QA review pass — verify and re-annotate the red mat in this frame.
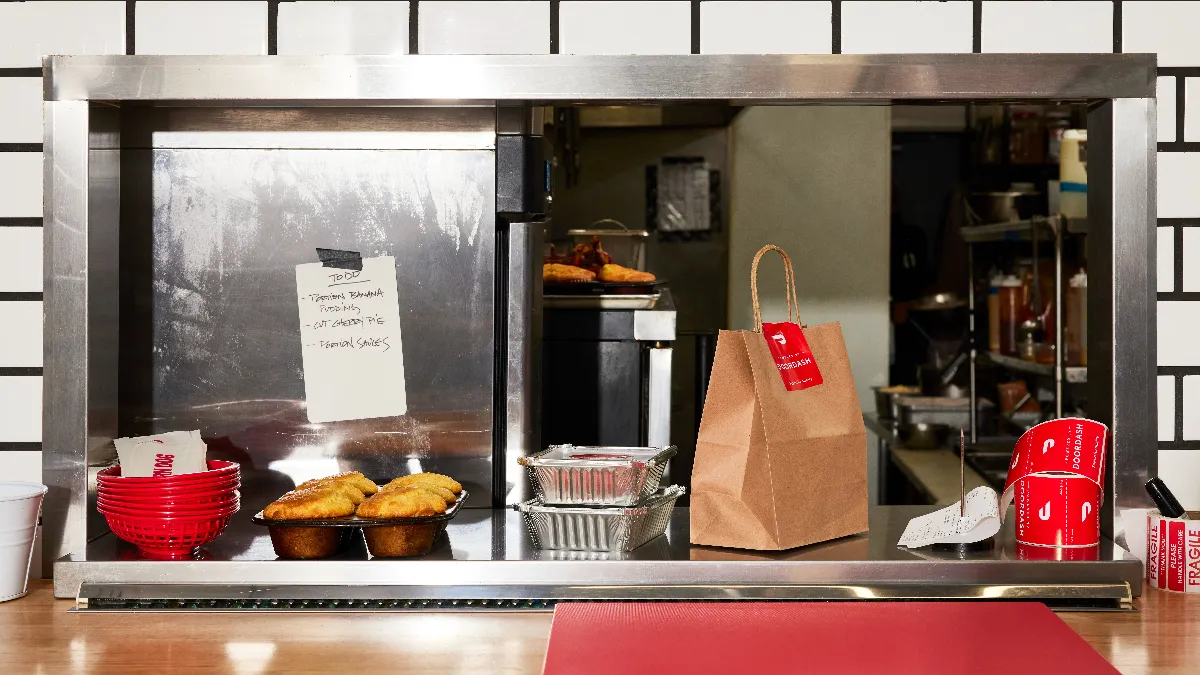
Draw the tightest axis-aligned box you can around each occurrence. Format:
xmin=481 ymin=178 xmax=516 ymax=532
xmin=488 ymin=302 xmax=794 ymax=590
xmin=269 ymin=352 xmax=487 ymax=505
xmin=543 ymin=602 xmax=1118 ymax=675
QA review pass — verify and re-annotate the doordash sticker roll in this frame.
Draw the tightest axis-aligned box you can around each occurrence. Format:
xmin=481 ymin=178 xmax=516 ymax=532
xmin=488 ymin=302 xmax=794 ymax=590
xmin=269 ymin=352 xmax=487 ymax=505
xmin=1000 ymin=418 xmax=1107 ymax=548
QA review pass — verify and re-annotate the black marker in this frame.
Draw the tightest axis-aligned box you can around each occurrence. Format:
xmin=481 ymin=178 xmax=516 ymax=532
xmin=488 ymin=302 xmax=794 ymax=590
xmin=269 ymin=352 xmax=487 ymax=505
xmin=1145 ymin=477 xmax=1188 ymax=519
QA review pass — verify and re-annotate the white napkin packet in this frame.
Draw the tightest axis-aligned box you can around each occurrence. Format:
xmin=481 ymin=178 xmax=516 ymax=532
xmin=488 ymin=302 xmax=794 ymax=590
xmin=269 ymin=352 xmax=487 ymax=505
xmin=113 ymin=430 xmax=208 ymax=478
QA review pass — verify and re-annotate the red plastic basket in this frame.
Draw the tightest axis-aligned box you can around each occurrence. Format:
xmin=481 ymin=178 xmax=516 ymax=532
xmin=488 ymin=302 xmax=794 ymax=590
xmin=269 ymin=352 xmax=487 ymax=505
xmin=97 ymin=478 xmax=239 ymax=499
xmin=97 ymin=497 xmax=239 ymax=516
xmin=96 ymin=460 xmax=240 ymax=486
xmin=103 ymin=512 xmax=232 ymax=559
xmin=98 ymin=499 xmax=239 ymax=519
xmin=96 ymin=488 xmax=239 ymax=508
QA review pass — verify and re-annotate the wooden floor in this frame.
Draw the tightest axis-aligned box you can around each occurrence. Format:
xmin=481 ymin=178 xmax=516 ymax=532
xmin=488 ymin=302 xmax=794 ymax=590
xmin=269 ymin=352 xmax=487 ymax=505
xmin=2 ymin=581 xmax=1199 ymax=674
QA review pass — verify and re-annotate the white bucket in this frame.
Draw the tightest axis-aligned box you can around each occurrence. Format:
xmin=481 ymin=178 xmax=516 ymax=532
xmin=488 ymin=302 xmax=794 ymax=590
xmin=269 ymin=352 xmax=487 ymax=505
xmin=0 ymin=482 xmax=47 ymax=602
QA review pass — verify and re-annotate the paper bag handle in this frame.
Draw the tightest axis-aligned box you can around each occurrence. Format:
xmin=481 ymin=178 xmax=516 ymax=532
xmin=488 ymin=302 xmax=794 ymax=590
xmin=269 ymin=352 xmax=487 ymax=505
xmin=750 ymin=245 xmax=801 ymax=333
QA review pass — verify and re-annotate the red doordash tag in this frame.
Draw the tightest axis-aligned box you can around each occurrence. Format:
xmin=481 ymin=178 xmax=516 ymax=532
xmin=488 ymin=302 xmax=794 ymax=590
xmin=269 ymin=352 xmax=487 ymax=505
xmin=761 ymin=322 xmax=822 ymax=391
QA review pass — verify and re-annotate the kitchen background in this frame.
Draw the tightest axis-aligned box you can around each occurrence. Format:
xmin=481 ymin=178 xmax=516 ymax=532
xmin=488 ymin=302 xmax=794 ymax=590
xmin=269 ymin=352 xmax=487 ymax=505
xmin=1 ymin=1 xmax=1199 ymax=556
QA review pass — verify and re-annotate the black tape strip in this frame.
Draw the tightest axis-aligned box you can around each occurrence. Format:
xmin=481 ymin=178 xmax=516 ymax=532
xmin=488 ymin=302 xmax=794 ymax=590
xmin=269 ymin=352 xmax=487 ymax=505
xmin=316 ymin=248 xmax=363 ymax=271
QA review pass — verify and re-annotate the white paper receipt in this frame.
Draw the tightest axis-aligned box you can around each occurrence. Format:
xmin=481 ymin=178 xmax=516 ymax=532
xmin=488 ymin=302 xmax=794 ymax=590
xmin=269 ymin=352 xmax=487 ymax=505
xmin=897 ymin=486 xmax=1002 ymax=548
xmin=295 ymin=255 xmax=407 ymax=423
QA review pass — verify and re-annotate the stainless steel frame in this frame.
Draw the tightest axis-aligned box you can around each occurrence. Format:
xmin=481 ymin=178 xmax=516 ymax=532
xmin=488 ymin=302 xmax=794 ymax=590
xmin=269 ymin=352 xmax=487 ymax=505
xmin=44 ymin=54 xmax=1157 ymax=598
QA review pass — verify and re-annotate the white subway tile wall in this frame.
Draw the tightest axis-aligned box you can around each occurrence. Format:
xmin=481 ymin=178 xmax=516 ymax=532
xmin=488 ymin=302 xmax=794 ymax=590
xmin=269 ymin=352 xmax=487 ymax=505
xmin=0 ymin=377 xmax=41 ymax=443
xmin=982 ymin=1 xmax=1113 ymax=54
xmin=842 ymin=1 xmax=973 ymax=55
xmin=1160 ymin=375 xmax=1176 ymax=441
xmin=278 ymin=1 xmax=410 ymax=55
xmin=2 ymin=0 xmax=1200 ymax=516
xmin=136 ymin=2 xmax=268 ymax=56
xmin=1158 ymin=76 xmax=1177 ymax=144
xmin=0 ymin=1 xmax=125 ymax=68
xmin=560 ymin=1 xmax=690 ymax=55
xmin=420 ymin=1 xmax=550 ymax=55
xmin=0 ymin=228 xmax=42 ymax=293
xmin=0 ymin=302 xmax=42 ymax=368
xmin=2 ymin=452 xmax=41 ymax=485
xmin=700 ymin=2 xmax=832 ymax=55
xmin=1187 ymin=79 xmax=1200 ymax=143
xmin=0 ymin=153 xmax=44 ymax=217
xmin=1158 ymin=153 xmax=1200 ymax=219
xmin=1124 ymin=1 xmax=1200 ymax=68
xmin=1159 ymin=227 xmax=1175 ymax=293
xmin=1185 ymin=229 xmax=1200 ymax=292
xmin=0 ymin=79 xmax=43 ymax=144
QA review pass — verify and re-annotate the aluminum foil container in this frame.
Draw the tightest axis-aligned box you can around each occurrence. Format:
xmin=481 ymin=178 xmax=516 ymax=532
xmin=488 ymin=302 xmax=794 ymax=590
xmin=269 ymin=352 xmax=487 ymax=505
xmin=519 ymin=485 xmax=685 ymax=552
xmin=518 ymin=445 xmax=676 ymax=506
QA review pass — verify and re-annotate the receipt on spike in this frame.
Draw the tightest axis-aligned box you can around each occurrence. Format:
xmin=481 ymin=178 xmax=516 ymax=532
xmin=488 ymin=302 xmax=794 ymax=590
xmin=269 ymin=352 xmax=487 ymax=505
xmin=897 ymin=486 xmax=1002 ymax=548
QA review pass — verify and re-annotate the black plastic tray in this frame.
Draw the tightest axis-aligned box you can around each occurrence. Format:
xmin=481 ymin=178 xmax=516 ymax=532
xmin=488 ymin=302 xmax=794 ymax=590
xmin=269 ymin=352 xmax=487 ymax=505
xmin=251 ymin=489 xmax=467 ymax=528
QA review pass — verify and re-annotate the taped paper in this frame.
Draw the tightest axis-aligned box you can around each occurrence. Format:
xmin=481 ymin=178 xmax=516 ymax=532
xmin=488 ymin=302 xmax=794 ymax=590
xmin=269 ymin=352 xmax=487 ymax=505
xmin=296 ymin=255 xmax=407 ymax=423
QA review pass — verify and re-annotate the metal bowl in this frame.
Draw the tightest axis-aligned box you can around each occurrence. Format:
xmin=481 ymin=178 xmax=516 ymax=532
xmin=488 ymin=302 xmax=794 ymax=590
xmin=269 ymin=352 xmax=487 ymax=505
xmin=896 ymin=422 xmax=951 ymax=450
xmin=872 ymin=385 xmax=920 ymax=420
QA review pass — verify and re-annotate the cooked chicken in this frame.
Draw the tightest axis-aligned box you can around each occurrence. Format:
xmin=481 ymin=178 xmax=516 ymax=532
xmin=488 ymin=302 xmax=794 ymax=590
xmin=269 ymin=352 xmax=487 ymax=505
xmin=263 ymin=487 xmax=357 ymax=520
xmin=544 ymin=263 xmax=596 ymax=283
xmin=571 ymin=236 xmax=614 ymax=271
xmin=597 ymin=263 xmax=655 ymax=283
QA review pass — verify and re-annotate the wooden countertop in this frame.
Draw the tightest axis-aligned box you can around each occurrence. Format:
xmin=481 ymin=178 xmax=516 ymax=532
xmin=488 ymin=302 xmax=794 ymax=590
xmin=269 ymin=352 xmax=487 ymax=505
xmin=4 ymin=581 xmax=1200 ymax=673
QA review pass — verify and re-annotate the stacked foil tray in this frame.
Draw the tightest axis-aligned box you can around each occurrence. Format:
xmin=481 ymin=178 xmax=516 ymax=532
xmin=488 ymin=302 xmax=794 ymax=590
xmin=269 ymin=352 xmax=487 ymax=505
xmin=517 ymin=445 xmax=684 ymax=552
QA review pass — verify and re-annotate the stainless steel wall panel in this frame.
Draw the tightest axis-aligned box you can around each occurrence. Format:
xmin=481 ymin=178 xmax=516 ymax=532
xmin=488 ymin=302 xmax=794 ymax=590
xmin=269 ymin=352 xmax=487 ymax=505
xmin=1087 ymin=99 xmax=1158 ymax=548
xmin=45 ymin=54 xmax=1156 ymax=104
xmin=119 ymin=148 xmax=497 ymax=507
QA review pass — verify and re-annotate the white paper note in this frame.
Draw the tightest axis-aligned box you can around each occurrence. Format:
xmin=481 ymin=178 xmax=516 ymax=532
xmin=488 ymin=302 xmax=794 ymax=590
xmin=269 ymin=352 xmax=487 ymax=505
xmin=897 ymin=486 xmax=1002 ymax=548
xmin=296 ymin=255 xmax=407 ymax=423
xmin=114 ymin=430 xmax=208 ymax=477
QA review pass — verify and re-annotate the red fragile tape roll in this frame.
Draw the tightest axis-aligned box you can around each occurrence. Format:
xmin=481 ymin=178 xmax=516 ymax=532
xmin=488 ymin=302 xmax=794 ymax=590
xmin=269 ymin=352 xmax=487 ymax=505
xmin=1001 ymin=418 xmax=1107 ymax=548
xmin=1146 ymin=511 xmax=1200 ymax=593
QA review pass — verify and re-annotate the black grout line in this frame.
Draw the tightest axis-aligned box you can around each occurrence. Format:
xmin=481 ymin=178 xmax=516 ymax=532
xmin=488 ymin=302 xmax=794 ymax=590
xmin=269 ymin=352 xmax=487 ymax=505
xmin=1158 ymin=67 xmax=1200 ymax=77
xmin=1158 ymin=292 xmax=1200 ymax=301
xmin=0 ymin=368 xmax=41 ymax=377
xmin=125 ymin=0 xmax=135 ymax=55
xmin=1158 ymin=441 xmax=1200 ymax=451
xmin=972 ymin=1 xmax=982 ymax=54
xmin=831 ymin=1 xmax=841 ymax=55
xmin=0 ymin=218 xmax=42 ymax=227
xmin=1161 ymin=218 xmax=1200 ymax=227
xmin=1112 ymin=1 xmax=1122 ymax=54
xmin=549 ymin=1 xmax=559 ymax=55
xmin=0 ymin=68 xmax=41 ymax=78
xmin=268 ymin=1 xmax=280 ymax=56
xmin=691 ymin=1 xmax=700 ymax=55
xmin=1159 ymin=366 xmax=1200 ymax=376
xmin=1176 ymin=369 xmax=1185 ymax=443
xmin=0 ymin=443 xmax=41 ymax=452
xmin=1159 ymin=142 xmax=1200 ymax=152
xmin=0 ymin=144 xmax=41 ymax=153
xmin=1176 ymin=224 xmax=1185 ymax=293
xmin=0 ymin=293 xmax=42 ymax=302
xmin=1177 ymin=74 xmax=1186 ymax=145
xmin=409 ymin=1 xmax=419 ymax=55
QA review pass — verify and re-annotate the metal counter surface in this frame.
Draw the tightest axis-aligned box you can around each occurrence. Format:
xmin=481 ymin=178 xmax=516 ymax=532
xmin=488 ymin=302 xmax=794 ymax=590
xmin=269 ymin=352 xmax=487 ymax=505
xmin=57 ymin=506 xmax=1143 ymax=603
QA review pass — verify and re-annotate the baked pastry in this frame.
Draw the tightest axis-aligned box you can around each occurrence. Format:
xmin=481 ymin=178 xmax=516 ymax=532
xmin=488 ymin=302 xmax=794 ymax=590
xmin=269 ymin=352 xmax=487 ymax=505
xmin=357 ymin=486 xmax=447 ymax=519
xmin=385 ymin=472 xmax=463 ymax=496
xmin=597 ymin=264 xmax=655 ymax=283
xmin=363 ymin=523 xmax=439 ymax=558
xmin=297 ymin=471 xmax=378 ymax=496
xmin=267 ymin=526 xmax=344 ymax=560
xmin=381 ymin=482 xmax=456 ymax=505
xmin=544 ymin=263 xmax=596 ymax=283
xmin=263 ymin=487 xmax=357 ymax=520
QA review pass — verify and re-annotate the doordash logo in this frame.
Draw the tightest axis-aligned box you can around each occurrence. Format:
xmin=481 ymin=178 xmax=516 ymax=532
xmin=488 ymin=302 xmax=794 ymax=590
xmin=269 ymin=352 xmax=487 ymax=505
xmin=1081 ymin=502 xmax=1092 ymax=522
xmin=1042 ymin=439 xmax=1054 ymax=454
xmin=771 ymin=333 xmax=787 ymax=346
xmin=1039 ymin=501 xmax=1051 ymax=521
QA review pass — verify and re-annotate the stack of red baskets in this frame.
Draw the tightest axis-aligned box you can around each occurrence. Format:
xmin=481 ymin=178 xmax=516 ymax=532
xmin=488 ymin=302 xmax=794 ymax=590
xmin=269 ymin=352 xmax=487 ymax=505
xmin=96 ymin=460 xmax=240 ymax=559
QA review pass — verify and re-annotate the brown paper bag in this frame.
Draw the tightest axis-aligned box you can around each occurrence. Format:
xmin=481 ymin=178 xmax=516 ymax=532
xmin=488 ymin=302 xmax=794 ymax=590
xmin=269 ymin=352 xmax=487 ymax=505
xmin=690 ymin=245 xmax=869 ymax=550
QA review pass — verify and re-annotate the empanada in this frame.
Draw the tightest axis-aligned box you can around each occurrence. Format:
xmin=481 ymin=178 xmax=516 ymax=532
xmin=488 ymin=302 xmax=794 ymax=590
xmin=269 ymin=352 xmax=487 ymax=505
xmin=357 ymin=486 xmax=447 ymax=518
xmin=264 ymin=487 xmax=356 ymax=520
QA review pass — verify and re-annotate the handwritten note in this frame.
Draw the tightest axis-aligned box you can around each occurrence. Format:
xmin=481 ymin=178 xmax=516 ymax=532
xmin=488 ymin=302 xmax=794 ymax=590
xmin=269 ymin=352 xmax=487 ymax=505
xmin=296 ymin=255 xmax=407 ymax=423
xmin=897 ymin=486 xmax=1002 ymax=548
